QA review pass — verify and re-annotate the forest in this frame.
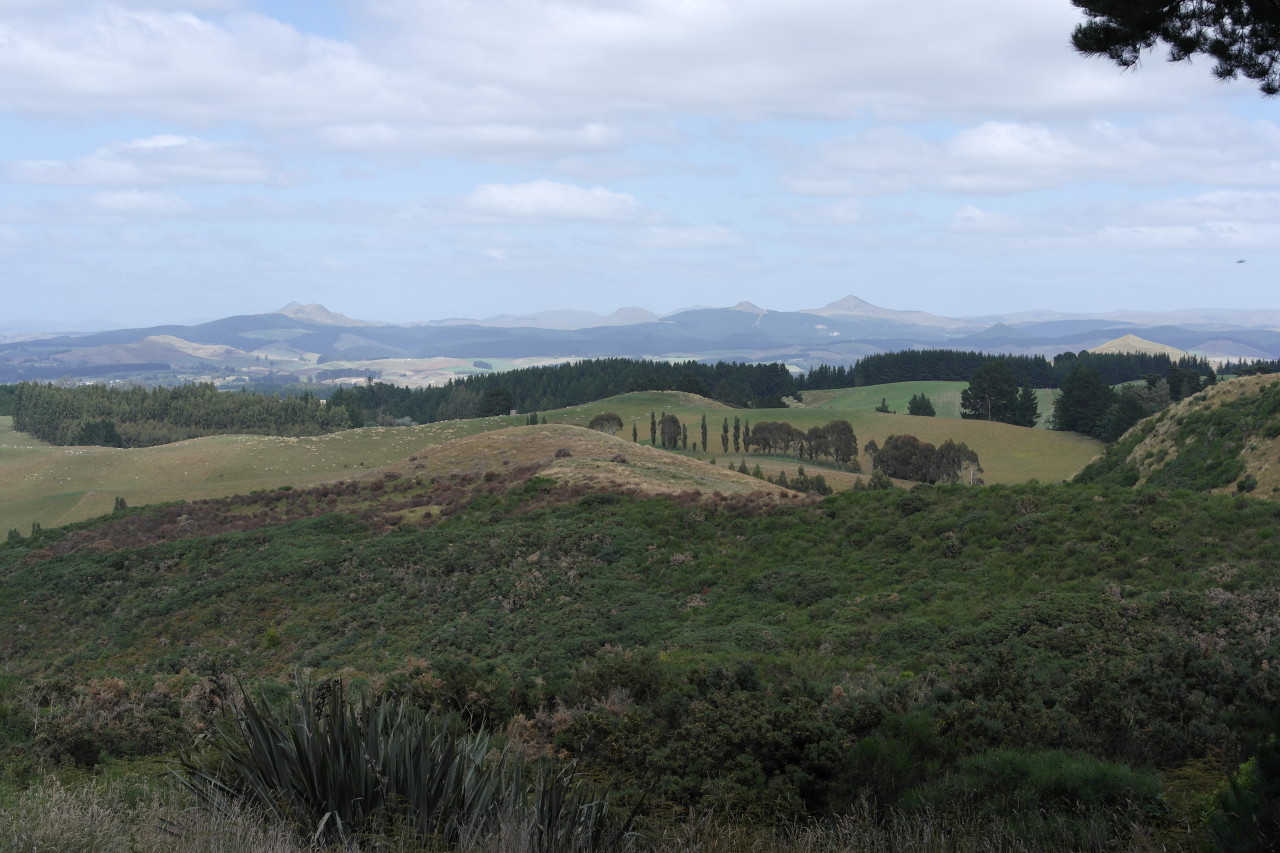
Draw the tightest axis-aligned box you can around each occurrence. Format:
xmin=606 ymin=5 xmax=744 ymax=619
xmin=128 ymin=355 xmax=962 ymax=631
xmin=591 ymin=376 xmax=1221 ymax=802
xmin=8 ymin=382 xmax=352 ymax=447
xmin=824 ymin=349 xmax=1216 ymax=390
xmin=328 ymin=359 xmax=798 ymax=426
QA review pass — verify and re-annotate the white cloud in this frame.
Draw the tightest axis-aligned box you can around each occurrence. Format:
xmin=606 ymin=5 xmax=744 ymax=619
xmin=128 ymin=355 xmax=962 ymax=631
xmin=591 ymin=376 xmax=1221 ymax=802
xmin=5 ymin=135 xmax=296 ymax=186
xmin=461 ymin=179 xmax=652 ymax=222
xmin=0 ymin=0 xmax=1233 ymax=164
xmin=1 ymin=189 xmax=191 ymax=225
xmin=788 ymin=117 xmax=1280 ymax=197
xmin=944 ymin=191 xmax=1280 ymax=254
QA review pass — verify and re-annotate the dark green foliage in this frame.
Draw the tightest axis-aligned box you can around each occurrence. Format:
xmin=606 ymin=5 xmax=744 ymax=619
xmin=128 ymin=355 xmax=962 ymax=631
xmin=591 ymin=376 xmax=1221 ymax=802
xmin=330 ymin=358 xmax=797 ymax=425
xmin=741 ymin=419 xmax=856 ymax=469
xmin=1099 ymin=389 xmax=1151 ymax=442
xmin=1207 ymin=733 xmax=1280 ymax=851
xmin=659 ymin=414 xmax=681 ymax=449
xmin=867 ymin=469 xmax=893 ymax=489
xmin=587 ymin=412 xmax=624 ymax=435
xmin=1167 ymin=366 xmax=1209 ymax=401
xmin=874 ymin=397 xmax=894 ymax=414
xmin=477 ymin=386 xmax=515 ymax=417
xmin=840 ymin=348 xmax=1212 ymax=389
xmin=906 ymin=393 xmax=935 ymax=416
xmin=789 ymin=467 xmax=832 ymax=495
xmin=1071 ymin=0 xmax=1280 ymax=96
xmin=1015 ymin=382 xmax=1040 ymax=427
xmin=960 ymin=361 xmax=1028 ymax=425
xmin=8 ymin=474 xmax=1280 ymax=837
xmin=1052 ymin=365 xmax=1116 ymax=438
xmin=12 ymin=382 xmax=351 ymax=447
xmin=180 ymin=681 xmax=630 ymax=850
xmin=1080 ymin=377 xmax=1280 ymax=491
xmin=874 ymin=435 xmax=982 ymax=485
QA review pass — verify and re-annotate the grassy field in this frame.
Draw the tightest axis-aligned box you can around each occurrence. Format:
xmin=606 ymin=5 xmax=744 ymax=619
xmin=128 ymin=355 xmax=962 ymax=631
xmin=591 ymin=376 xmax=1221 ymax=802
xmin=0 ymin=385 xmax=1101 ymax=533
xmin=804 ymin=380 xmax=1058 ymax=428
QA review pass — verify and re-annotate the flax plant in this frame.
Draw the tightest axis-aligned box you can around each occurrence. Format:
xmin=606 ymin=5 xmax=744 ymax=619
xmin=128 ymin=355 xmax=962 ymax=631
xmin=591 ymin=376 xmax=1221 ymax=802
xmin=177 ymin=681 xmax=632 ymax=851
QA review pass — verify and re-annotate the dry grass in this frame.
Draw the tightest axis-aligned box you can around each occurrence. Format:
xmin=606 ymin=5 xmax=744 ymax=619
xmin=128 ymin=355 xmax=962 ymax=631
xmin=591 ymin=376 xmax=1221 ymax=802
xmin=1 ymin=777 xmax=1165 ymax=853
xmin=371 ymin=423 xmax=796 ymax=499
xmin=0 ymin=775 xmax=307 ymax=853
xmin=1122 ymin=374 xmax=1280 ymax=494
xmin=0 ymin=384 xmax=1103 ymax=533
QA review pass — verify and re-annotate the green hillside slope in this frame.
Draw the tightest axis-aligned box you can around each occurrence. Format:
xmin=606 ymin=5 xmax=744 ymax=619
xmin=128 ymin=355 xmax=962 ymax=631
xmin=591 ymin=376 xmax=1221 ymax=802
xmin=0 ymin=386 xmax=1101 ymax=534
xmin=2 ymin=474 xmax=1278 ymax=847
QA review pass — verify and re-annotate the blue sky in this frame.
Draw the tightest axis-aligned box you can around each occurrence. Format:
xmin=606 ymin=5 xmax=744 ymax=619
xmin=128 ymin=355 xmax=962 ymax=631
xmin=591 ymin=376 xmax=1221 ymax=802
xmin=1 ymin=0 xmax=1276 ymax=330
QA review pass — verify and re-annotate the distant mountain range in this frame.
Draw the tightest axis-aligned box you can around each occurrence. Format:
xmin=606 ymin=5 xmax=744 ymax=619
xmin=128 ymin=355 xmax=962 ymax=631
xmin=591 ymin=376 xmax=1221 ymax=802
xmin=2 ymin=297 xmax=1275 ymax=385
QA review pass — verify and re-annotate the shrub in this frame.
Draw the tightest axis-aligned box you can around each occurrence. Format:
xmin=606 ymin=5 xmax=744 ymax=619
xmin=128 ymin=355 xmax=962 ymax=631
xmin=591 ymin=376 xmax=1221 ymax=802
xmin=179 ymin=681 xmax=632 ymax=850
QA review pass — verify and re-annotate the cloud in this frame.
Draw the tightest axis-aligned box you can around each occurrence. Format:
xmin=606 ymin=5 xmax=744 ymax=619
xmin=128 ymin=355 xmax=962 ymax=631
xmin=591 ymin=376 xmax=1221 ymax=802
xmin=787 ymin=117 xmax=1280 ymax=197
xmin=0 ymin=189 xmax=191 ymax=225
xmin=945 ymin=191 xmax=1280 ymax=253
xmin=4 ymin=135 xmax=297 ymax=187
xmin=461 ymin=179 xmax=653 ymax=222
xmin=0 ymin=0 xmax=1233 ymax=165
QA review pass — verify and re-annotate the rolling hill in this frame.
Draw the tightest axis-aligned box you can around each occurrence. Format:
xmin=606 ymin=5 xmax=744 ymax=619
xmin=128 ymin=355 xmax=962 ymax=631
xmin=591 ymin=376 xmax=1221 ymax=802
xmin=4 ymin=296 xmax=1277 ymax=385
xmin=1077 ymin=372 xmax=1280 ymax=495
xmin=0 ymin=387 xmax=1102 ymax=534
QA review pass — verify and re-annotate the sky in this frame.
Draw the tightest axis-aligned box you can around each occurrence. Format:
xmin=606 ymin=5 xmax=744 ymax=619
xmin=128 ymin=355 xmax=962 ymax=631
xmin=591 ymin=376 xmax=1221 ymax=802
xmin=1 ymin=0 xmax=1277 ymax=331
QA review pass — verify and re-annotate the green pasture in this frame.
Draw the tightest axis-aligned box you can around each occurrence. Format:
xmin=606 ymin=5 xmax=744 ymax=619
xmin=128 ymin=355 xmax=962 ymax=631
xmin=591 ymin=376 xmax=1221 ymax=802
xmin=808 ymin=381 xmax=1057 ymax=428
xmin=0 ymin=384 xmax=1100 ymax=533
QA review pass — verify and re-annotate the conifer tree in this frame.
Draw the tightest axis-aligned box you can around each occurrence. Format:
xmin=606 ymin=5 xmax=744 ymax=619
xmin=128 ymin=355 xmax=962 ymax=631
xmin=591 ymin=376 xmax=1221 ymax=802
xmin=907 ymin=393 xmax=936 ymax=416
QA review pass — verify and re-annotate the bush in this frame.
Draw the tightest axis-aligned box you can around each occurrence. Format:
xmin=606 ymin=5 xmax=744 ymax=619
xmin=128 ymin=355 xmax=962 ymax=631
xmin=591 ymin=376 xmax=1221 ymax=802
xmin=179 ymin=681 xmax=631 ymax=850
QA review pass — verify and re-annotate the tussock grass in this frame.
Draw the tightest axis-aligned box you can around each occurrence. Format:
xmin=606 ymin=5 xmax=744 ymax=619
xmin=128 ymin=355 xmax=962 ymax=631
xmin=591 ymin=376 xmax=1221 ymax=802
xmin=0 ymin=775 xmax=305 ymax=853
xmin=0 ymin=777 xmax=1168 ymax=852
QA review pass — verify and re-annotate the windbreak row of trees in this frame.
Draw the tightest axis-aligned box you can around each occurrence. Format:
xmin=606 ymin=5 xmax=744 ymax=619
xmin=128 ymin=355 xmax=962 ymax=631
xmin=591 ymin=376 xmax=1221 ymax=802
xmin=328 ymin=359 xmax=798 ymax=426
xmin=866 ymin=434 xmax=984 ymax=485
xmin=743 ymin=420 xmax=859 ymax=467
xmin=833 ymin=349 xmax=1214 ymax=389
xmin=10 ymin=382 xmax=352 ymax=447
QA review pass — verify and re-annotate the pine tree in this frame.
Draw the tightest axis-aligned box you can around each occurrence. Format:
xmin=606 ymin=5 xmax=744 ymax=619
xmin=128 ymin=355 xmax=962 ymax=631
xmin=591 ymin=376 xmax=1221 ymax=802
xmin=1052 ymin=365 xmax=1115 ymax=438
xmin=1013 ymin=383 xmax=1040 ymax=428
xmin=961 ymin=361 xmax=1021 ymax=424
xmin=721 ymin=418 xmax=729 ymax=453
xmin=907 ymin=393 xmax=936 ymax=416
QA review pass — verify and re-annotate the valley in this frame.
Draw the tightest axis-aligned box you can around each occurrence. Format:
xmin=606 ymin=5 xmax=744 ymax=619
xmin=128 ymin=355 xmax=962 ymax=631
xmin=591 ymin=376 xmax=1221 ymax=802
xmin=0 ymin=384 xmax=1102 ymax=535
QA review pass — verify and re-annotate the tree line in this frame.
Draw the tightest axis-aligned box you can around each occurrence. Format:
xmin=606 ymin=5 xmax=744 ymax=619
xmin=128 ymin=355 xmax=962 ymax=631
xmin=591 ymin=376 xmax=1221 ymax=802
xmin=819 ymin=348 xmax=1215 ymax=390
xmin=328 ymin=359 xmax=798 ymax=426
xmin=9 ymin=382 xmax=352 ymax=447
